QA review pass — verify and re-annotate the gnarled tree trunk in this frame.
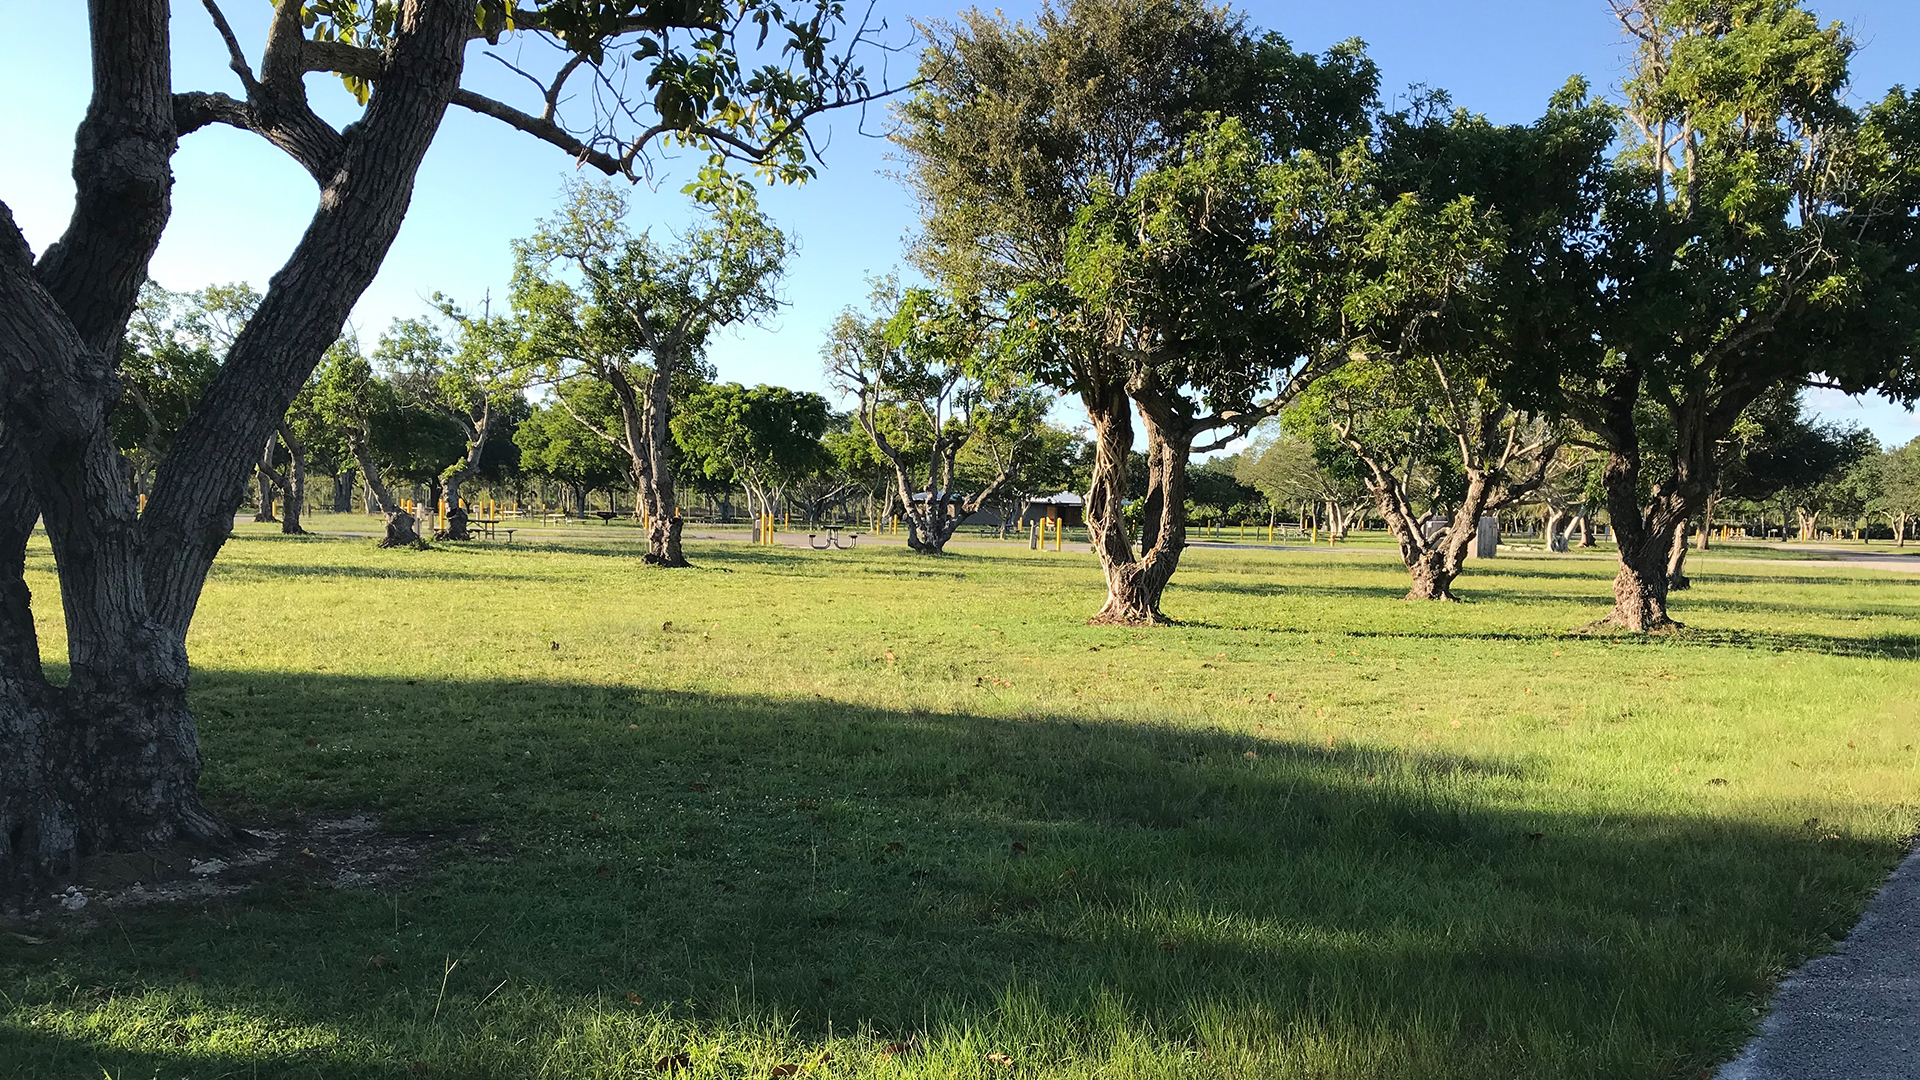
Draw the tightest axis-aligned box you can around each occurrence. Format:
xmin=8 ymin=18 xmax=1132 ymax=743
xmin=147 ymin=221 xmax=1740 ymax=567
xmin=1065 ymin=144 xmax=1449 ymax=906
xmin=1084 ymin=383 xmax=1187 ymax=625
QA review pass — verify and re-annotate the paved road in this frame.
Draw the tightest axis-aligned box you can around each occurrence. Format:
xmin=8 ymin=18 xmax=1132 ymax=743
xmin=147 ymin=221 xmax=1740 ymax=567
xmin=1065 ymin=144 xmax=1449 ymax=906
xmin=1717 ymin=846 xmax=1920 ymax=1079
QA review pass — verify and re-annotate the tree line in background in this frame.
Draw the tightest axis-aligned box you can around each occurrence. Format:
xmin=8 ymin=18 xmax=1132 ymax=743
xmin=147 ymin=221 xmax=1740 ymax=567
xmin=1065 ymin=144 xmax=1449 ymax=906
xmin=111 ymin=0 xmax=1920 ymax=624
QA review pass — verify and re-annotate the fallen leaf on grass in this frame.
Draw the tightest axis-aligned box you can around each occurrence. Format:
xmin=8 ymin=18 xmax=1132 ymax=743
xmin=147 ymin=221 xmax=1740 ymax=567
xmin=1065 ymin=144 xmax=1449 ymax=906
xmin=655 ymin=1052 xmax=693 ymax=1072
xmin=880 ymin=1041 xmax=917 ymax=1057
xmin=769 ymin=1065 xmax=800 ymax=1077
xmin=1708 ymin=777 xmax=1728 ymax=786
xmin=1243 ymin=751 xmax=1259 ymax=760
xmin=625 ymin=992 xmax=643 ymax=1004
xmin=987 ymin=1052 xmax=1016 ymax=1067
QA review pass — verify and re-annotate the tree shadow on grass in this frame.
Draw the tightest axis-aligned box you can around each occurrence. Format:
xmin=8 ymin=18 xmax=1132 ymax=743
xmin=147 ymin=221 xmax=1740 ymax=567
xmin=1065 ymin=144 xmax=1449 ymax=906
xmin=2 ymin=674 xmax=1905 ymax=1080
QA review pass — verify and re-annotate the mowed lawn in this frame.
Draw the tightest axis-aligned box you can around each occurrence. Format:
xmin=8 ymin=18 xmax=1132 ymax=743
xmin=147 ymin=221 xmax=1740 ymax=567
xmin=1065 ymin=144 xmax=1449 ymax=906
xmin=4 ymin=523 xmax=1918 ymax=1080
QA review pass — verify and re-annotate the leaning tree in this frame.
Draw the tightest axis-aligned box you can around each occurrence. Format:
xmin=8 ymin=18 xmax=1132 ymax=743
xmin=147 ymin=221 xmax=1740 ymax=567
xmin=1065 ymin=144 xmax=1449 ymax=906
xmin=514 ymin=179 xmax=789 ymax=565
xmin=0 ymin=0 xmax=888 ymax=887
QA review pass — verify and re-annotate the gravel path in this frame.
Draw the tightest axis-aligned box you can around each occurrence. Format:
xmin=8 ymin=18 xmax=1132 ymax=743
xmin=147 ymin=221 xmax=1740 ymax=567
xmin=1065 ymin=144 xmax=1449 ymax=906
xmin=1717 ymin=846 xmax=1920 ymax=1079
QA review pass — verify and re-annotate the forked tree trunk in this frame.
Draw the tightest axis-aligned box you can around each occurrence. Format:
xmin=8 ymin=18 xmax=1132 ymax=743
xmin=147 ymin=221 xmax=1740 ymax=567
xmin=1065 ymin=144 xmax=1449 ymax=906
xmin=1084 ymin=384 xmax=1187 ymax=625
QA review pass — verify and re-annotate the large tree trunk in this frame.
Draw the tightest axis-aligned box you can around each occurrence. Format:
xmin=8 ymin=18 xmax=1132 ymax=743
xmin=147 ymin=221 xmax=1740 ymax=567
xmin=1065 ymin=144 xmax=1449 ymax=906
xmin=1594 ymin=391 xmax=1719 ymax=631
xmin=332 ymin=467 xmax=356 ymax=512
xmin=1083 ymin=384 xmax=1186 ymax=625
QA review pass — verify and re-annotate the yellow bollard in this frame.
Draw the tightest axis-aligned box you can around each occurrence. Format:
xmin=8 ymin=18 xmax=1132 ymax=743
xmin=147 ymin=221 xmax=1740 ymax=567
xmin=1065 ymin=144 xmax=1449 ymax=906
xmin=1311 ymin=520 xmax=1318 ymax=544
xmin=1054 ymin=517 xmax=1062 ymax=551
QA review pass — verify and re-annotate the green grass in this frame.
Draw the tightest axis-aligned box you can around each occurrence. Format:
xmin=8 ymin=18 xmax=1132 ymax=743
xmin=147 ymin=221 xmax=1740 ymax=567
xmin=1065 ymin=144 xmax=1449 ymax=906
xmin=4 ymin=524 xmax=1918 ymax=1079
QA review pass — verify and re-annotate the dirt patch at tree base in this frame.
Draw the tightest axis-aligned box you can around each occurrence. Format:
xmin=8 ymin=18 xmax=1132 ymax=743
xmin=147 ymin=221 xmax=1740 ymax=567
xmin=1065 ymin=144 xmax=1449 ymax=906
xmin=8 ymin=813 xmax=450 ymax=925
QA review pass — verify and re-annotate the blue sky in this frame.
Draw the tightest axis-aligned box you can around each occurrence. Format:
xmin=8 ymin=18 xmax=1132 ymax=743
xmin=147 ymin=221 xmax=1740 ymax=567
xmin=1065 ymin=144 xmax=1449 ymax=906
xmin=5 ymin=1 xmax=1917 ymax=445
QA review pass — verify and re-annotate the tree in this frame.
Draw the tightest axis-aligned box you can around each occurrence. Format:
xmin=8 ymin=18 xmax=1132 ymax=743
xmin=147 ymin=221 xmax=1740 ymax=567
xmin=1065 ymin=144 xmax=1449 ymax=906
xmin=376 ymin=307 xmax=526 ymax=538
xmin=898 ymin=0 xmax=1385 ymax=623
xmin=514 ymin=179 xmax=788 ymax=564
xmin=1873 ymin=438 xmax=1920 ymax=545
xmin=312 ymin=338 xmax=431 ymax=547
xmin=1715 ymin=388 xmax=1873 ymax=543
xmin=0 ymin=0 xmax=890 ymax=883
xmin=959 ymin=414 xmax=1088 ymax=538
xmin=1234 ymin=424 xmax=1370 ymax=536
xmin=824 ymin=285 xmax=1036 ymax=554
xmin=114 ymin=284 xmax=224 ymax=496
xmin=1302 ymin=353 xmax=1565 ymax=599
xmin=514 ymin=395 xmax=629 ymax=512
xmin=1538 ymin=1 xmax=1920 ymax=630
xmin=673 ymin=383 xmax=831 ymax=522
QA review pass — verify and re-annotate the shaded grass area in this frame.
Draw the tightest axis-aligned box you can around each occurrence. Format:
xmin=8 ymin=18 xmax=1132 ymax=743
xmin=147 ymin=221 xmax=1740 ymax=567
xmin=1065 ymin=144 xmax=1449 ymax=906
xmin=4 ymin=532 xmax=1918 ymax=1079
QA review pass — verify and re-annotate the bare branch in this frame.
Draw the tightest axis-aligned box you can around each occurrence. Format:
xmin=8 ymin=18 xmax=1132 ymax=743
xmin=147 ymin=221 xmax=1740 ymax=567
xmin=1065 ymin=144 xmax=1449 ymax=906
xmin=450 ymin=89 xmax=625 ymax=176
xmin=199 ymin=0 xmax=261 ymax=94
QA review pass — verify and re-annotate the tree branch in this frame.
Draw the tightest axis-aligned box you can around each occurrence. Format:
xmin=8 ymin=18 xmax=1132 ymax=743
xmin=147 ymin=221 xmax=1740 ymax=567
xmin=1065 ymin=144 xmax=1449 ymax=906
xmin=450 ymin=89 xmax=625 ymax=175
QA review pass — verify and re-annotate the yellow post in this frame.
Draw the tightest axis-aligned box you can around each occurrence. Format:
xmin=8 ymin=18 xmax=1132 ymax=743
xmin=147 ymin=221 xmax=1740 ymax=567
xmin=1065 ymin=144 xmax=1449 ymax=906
xmin=1054 ymin=516 xmax=1063 ymax=551
xmin=1267 ymin=521 xmax=1274 ymax=544
xmin=138 ymin=493 xmax=147 ymax=514
xmin=1311 ymin=519 xmax=1318 ymax=545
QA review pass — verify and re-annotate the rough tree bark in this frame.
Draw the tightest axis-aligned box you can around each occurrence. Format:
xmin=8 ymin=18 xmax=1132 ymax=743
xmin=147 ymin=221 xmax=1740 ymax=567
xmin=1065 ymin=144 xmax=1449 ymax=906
xmin=0 ymin=0 xmax=468 ymax=888
xmin=1083 ymin=383 xmax=1187 ymax=626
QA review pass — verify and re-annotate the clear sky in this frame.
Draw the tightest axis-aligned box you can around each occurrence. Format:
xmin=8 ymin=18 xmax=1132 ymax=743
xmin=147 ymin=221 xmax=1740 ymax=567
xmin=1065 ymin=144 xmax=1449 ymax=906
xmin=5 ymin=1 xmax=1917 ymax=445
